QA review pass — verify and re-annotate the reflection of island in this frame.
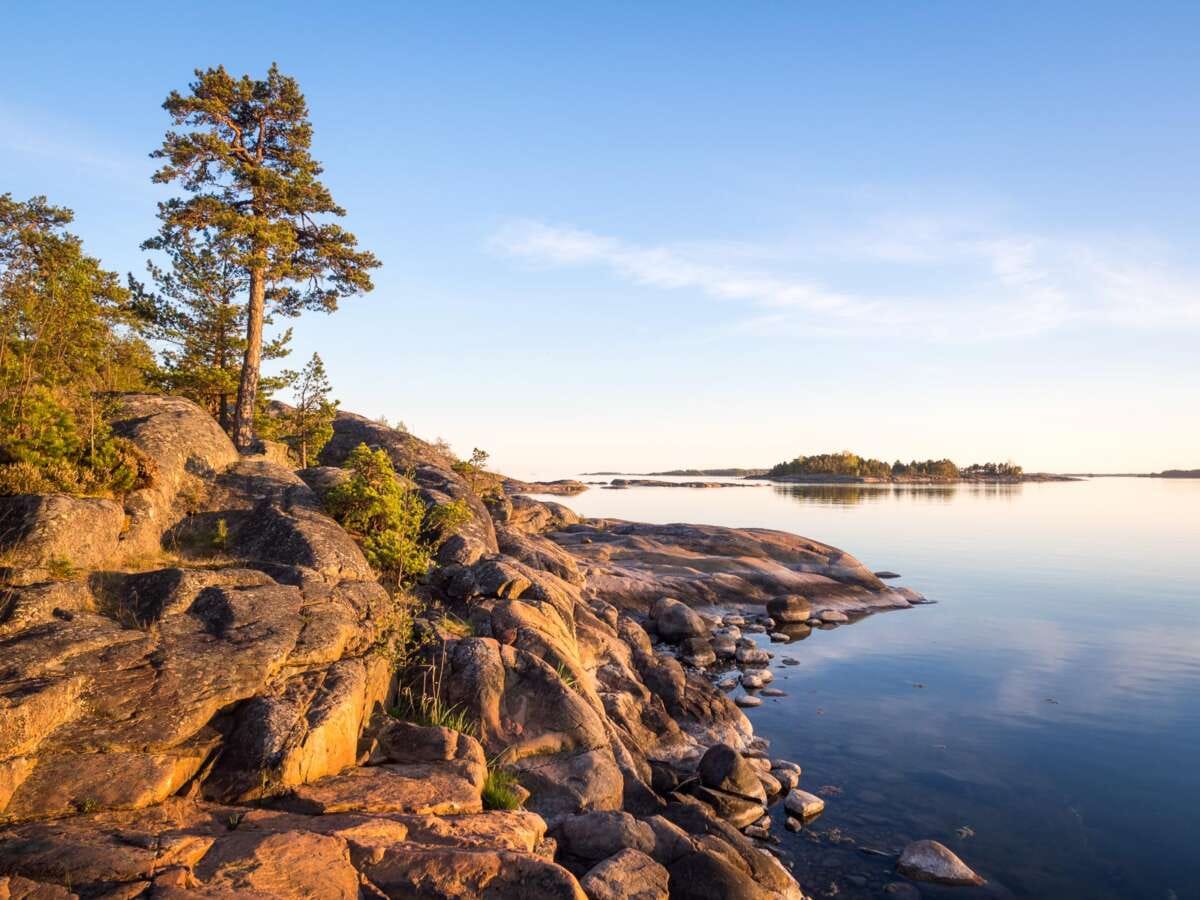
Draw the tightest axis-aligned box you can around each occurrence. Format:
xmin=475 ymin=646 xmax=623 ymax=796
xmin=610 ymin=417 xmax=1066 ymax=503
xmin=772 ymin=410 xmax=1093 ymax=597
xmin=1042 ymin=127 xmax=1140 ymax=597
xmin=776 ymin=482 xmax=1021 ymax=505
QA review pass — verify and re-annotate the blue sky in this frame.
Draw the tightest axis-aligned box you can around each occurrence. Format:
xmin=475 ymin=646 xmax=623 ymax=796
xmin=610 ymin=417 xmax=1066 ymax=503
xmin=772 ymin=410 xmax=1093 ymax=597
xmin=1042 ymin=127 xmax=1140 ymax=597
xmin=4 ymin=2 xmax=1198 ymax=476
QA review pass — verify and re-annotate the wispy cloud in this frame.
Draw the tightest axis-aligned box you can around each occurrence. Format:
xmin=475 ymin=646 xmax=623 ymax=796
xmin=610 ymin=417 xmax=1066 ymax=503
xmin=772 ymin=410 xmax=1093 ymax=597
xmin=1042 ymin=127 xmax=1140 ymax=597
xmin=490 ymin=217 xmax=1200 ymax=340
xmin=0 ymin=104 xmax=150 ymax=186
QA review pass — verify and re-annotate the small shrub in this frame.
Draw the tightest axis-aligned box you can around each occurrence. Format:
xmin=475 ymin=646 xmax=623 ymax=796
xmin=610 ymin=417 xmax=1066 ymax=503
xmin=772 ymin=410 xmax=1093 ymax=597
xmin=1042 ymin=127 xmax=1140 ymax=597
xmin=0 ymin=395 xmax=155 ymax=499
xmin=211 ymin=518 xmax=229 ymax=551
xmin=47 ymin=556 xmax=75 ymax=580
xmin=482 ymin=765 xmax=522 ymax=811
xmin=425 ymin=498 xmax=472 ymax=543
xmin=439 ymin=614 xmax=473 ymax=638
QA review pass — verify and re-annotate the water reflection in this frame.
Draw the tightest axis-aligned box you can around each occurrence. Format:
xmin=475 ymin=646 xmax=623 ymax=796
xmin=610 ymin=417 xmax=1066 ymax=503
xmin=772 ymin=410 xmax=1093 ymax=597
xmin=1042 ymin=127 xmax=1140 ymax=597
xmin=773 ymin=483 xmax=986 ymax=505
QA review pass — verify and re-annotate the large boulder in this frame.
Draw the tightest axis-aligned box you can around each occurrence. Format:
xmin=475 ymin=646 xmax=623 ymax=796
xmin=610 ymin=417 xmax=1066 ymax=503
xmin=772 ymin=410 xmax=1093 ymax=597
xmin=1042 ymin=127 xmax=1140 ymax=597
xmin=697 ymin=745 xmax=767 ymax=803
xmin=556 ymin=811 xmax=656 ymax=869
xmin=650 ymin=597 xmax=709 ymax=643
xmin=444 ymin=638 xmax=623 ymax=818
xmin=0 ymin=495 xmax=124 ymax=571
xmin=581 ymin=848 xmax=669 ymax=900
xmin=109 ymin=393 xmax=239 ymax=561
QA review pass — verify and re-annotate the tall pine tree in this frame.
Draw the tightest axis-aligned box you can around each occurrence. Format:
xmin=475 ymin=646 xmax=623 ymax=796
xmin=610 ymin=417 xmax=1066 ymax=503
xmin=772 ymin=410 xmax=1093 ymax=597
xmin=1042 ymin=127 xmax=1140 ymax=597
xmin=130 ymin=225 xmax=292 ymax=433
xmin=150 ymin=64 xmax=379 ymax=450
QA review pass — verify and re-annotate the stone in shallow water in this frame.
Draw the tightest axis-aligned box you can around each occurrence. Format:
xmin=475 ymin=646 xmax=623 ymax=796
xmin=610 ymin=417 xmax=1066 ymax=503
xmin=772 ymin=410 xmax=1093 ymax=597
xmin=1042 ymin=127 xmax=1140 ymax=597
xmin=736 ymin=646 xmax=770 ymax=667
xmin=769 ymin=632 xmax=789 ymax=642
xmin=761 ymin=688 xmax=786 ymax=698
xmin=735 ymin=694 xmax=762 ymax=708
xmin=783 ymin=789 xmax=825 ymax=820
xmin=896 ymin=839 xmax=984 ymax=886
xmin=771 ymin=767 xmax=799 ymax=790
xmin=818 ymin=609 xmax=849 ymax=624
xmin=766 ymin=594 xmax=811 ymax=624
xmin=740 ymin=671 xmax=765 ymax=690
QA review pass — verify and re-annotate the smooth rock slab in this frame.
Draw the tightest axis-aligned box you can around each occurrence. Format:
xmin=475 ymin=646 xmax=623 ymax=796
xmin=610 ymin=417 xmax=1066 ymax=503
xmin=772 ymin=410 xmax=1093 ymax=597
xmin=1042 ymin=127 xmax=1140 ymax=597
xmin=784 ymin=789 xmax=825 ymax=819
xmin=897 ymin=839 xmax=985 ymax=886
xmin=274 ymin=760 xmax=484 ymax=816
xmin=817 ymin=609 xmax=850 ymax=623
xmin=734 ymin=695 xmax=762 ymax=708
xmin=187 ymin=830 xmax=361 ymax=899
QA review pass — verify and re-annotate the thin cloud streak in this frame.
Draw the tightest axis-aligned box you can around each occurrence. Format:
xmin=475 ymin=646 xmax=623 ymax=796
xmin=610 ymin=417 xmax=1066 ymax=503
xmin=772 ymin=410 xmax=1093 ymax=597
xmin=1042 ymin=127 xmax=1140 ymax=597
xmin=490 ymin=218 xmax=1200 ymax=341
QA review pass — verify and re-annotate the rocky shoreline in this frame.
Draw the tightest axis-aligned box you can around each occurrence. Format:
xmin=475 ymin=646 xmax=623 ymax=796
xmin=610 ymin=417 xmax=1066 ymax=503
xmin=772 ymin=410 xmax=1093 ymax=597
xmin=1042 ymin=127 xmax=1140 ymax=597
xmin=0 ymin=396 xmax=978 ymax=898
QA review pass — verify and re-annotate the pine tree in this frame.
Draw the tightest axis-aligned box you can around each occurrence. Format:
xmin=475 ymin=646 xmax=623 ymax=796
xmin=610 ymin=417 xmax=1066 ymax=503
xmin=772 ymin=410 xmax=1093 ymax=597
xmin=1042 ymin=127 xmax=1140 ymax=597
xmin=150 ymin=64 xmax=380 ymax=450
xmin=280 ymin=353 xmax=337 ymax=468
xmin=0 ymin=194 xmax=154 ymax=495
xmin=131 ymin=226 xmax=293 ymax=433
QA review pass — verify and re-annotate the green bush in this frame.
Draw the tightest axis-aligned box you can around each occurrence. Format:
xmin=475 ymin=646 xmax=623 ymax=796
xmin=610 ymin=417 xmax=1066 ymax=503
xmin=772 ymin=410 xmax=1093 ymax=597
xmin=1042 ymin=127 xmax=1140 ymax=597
xmin=324 ymin=443 xmax=472 ymax=585
xmin=1 ymin=194 xmax=154 ymax=497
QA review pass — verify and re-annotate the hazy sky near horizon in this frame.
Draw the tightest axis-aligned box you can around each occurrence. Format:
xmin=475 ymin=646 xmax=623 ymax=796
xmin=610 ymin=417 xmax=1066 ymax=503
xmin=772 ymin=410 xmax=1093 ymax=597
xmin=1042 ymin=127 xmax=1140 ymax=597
xmin=3 ymin=2 xmax=1198 ymax=477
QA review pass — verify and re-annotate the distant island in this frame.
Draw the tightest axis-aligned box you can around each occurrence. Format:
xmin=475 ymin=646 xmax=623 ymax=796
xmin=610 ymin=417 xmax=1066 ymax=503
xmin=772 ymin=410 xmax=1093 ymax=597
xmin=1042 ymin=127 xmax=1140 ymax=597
xmin=761 ymin=451 xmax=1077 ymax=483
xmin=1150 ymin=469 xmax=1200 ymax=478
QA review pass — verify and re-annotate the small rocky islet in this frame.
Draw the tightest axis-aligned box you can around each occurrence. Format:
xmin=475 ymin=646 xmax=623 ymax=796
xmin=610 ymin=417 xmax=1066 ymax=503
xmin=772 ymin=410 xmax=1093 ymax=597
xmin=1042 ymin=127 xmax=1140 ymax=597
xmin=0 ymin=395 xmax=982 ymax=898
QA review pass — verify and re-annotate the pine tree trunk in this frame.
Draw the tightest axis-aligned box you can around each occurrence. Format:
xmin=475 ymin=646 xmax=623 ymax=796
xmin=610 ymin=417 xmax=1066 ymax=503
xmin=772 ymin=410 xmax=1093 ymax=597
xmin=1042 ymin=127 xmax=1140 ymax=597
xmin=233 ymin=268 xmax=266 ymax=451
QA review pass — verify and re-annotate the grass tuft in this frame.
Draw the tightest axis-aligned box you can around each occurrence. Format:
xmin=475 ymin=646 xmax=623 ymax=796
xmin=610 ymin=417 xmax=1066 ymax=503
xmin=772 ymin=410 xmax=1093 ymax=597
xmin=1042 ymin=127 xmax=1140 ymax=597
xmin=392 ymin=687 xmax=478 ymax=738
xmin=482 ymin=765 xmax=522 ymax=811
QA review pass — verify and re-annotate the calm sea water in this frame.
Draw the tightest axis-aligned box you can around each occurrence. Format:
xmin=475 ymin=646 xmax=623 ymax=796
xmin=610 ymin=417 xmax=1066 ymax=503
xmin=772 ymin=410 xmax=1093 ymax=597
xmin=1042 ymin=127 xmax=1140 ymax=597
xmin=537 ymin=477 xmax=1200 ymax=899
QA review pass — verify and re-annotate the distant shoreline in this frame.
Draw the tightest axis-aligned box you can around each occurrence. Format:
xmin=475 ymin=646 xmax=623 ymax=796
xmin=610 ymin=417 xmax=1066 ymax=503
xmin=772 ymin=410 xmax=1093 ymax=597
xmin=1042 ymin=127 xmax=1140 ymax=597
xmin=581 ymin=468 xmax=768 ymax=477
